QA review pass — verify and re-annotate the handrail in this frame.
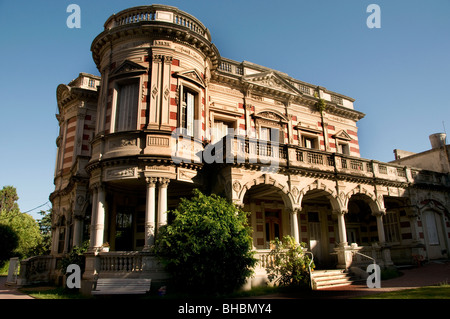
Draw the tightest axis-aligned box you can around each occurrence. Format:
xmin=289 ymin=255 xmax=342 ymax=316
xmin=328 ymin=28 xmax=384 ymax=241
xmin=304 ymin=250 xmax=314 ymax=290
xmin=352 ymin=250 xmax=376 ymax=265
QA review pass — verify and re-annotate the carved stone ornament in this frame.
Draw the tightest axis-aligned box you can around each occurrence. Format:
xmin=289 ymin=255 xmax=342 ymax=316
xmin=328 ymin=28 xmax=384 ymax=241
xmin=110 ymin=60 xmax=147 ymax=78
xmin=291 ymin=186 xmax=299 ymax=198
xmin=232 ymin=180 xmax=242 ymax=193
xmin=106 ymin=168 xmax=135 ymax=179
xmin=76 ymin=195 xmax=85 ymax=206
xmin=150 ymin=85 xmax=158 ymax=99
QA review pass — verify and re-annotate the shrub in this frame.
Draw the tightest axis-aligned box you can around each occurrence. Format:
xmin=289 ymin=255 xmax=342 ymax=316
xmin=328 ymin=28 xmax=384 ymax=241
xmin=265 ymin=236 xmax=315 ymax=288
xmin=0 ymin=224 xmax=19 ymax=267
xmin=59 ymin=240 xmax=89 ymax=273
xmin=153 ymin=189 xmax=257 ymax=295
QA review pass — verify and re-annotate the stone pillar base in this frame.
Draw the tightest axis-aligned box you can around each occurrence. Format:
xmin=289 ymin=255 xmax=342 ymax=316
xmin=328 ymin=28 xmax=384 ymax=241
xmin=334 ymin=243 xmax=362 ymax=269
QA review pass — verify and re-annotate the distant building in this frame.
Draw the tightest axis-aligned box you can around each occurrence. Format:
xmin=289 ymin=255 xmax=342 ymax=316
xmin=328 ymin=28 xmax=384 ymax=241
xmin=393 ymin=133 xmax=450 ymax=173
xmin=18 ymin=5 xmax=450 ymax=291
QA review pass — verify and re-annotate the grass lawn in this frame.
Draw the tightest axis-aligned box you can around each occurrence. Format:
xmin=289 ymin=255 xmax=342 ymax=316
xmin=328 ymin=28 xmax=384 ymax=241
xmin=18 ymin=285 xmax=284 ymax=299
xmin=18 ymin=283 xmax=450 ymax=299
xmin=356 ymin=284 xmax=450 ymax=299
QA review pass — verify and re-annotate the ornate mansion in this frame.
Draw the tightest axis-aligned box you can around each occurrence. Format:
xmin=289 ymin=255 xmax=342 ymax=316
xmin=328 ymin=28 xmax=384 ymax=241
xmin=20 ymin=5 xmax=450 ymax=291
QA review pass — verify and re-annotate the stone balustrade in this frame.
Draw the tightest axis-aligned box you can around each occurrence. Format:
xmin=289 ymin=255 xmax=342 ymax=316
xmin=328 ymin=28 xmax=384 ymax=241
xmin=103 ymin=5 xmax=211 ymax=41
xmin=89 ymin=131 xmax=450 ymax=188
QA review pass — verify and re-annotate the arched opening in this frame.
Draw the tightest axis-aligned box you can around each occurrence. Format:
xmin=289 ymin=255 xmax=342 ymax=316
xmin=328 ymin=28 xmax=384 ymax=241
xmin=300 ymin=189 xmax=339 ymax=268
xmin=419 ymin=201 xmax=449 ymax=260
xmin=347 ymin=194 xmax=378 ymax=246
xmin=103 ymin=178 xmax=199 ymax=252
xmin=242 ymin=184 xmax=292 ymax=250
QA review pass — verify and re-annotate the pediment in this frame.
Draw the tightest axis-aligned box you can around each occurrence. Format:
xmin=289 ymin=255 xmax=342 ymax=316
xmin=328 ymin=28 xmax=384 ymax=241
xmin=173 ymin=69 xmax=205 ymax=88
xmin=333 ymin=130 xmax=352 ymax=141
xmin=111 ymin=60 xmax=147 ymax=78
xmin=244 ymin=72 xmax=301 ymax=96
xmin=254 ymin=110 xmax=288 ymax=123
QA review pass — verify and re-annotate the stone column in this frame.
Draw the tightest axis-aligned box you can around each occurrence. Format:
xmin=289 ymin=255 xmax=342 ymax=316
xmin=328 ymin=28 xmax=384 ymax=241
xmin=89 ymin=184 xmax=106 ymax=251
xmin=335 ymin=209 xmax=348 ymax=246
xmin=72 ymin=215 xmax=83 ymax=247
xmin=63 ymin=217 xmax=71 ymax=254
xmin=157 ymin=178 xmax=170 ymax=229
xmin=94 ymin=186 xmax=106 ymax=248
xmin=291 ymin=208 xmax=300 ymax=244
xmin=374 ymin=209 xmax=393 ymax=267
xmin=144 ymin=177 xmax=157 ymax=251
xmin=333 ymin=209 xmax=353 ymax=269
xmin=407 ymin=207 xmax=421 ymax=243
xmin=89 ymin=187 xmax=98 ymax=251
xmin=50 ymin=226 xmax=58 ymax=254
xmin=374 ymin=210 xmax=386 ymax=244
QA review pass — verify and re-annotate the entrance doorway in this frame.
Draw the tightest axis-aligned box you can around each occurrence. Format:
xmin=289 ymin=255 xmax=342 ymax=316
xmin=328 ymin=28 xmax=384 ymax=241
xmin=265 ymin=209 xmax=282 ymax=245
xmin=115 ymin=207 xmax=134 ymax=251
xmin=308 ymin=212 xmax=323 ymax=264
xmin=423 ymin=210 xmax=446 ymax=259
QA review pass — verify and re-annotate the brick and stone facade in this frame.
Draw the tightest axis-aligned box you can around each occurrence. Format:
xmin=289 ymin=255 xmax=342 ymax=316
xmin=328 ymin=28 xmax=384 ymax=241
xmin=47 ymin=5 xmax=450 ymax=290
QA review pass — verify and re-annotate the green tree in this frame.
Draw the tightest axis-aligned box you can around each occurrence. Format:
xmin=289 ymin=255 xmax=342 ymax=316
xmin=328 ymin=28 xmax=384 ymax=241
xmin=0 ymin=186 xmax=19 ymax=212
xmin=265 ymin=236 xmax=315 ymax=288
xmin=0 ymin=224 xmax=19 ymax=267
xmin=36 ymin=209 xmax=52 ymax=255
xmin=0 ymin=186 xmax=43 ymax=259
xmin=154 ymin=189 xmax=257 ymax=295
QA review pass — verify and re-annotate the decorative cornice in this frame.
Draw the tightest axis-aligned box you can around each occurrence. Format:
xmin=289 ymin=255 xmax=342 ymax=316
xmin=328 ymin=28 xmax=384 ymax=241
xmin=91 ymin=22 xmax=220 ymax=71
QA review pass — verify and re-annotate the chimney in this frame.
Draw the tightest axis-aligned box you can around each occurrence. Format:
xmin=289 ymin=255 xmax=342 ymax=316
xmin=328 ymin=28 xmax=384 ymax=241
xmin=429 ymin=133 xmax=447 ymax=149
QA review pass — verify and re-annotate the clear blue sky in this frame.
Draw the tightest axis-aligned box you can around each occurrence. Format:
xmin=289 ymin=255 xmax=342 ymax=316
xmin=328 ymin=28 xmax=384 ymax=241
xmin=0 ymin=0 xmax=449 ymax=221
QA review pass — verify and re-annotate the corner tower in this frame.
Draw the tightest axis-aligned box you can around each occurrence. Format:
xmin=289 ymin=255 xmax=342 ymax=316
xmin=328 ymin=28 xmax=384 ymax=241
xmin=86 ymin=5 xmax=219 ymax=252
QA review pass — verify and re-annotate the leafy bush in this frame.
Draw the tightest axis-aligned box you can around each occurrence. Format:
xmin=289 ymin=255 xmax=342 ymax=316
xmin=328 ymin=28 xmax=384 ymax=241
xmin=265 ymin=236 xmax=314 ymax=287
xmin=0 ymin=224 xmax=19 ymax=267
xmin=153 ymin=189 xmax=257 ymax=294
xmin=59 ymin=240 xmax=90 ymax=273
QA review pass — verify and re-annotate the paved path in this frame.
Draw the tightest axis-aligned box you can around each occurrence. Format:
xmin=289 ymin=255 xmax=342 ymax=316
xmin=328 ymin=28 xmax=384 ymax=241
xmin=252 ymin=260 xmax=450 ymax=299
xmin=0 ymin=261 xmax=448 ymax=299
xmin=0 ymin=276 xmax=34 ymax=299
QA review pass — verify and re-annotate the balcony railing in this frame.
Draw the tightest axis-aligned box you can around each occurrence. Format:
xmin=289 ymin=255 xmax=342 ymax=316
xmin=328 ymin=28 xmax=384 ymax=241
xmin=89 ymin=131 xmax=450 ymax=188
xmin=212 ymin=135 xmax=450 ymax=187
xmin=104 ymin=5 xmax=211 ymax=41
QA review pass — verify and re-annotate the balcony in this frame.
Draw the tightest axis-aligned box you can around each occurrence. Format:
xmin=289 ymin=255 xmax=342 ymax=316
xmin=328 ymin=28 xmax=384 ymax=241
xmin=211 ymin=135 xmax=450 ymax=187
xmin=103 ymin=5 xmax=211 ymax=41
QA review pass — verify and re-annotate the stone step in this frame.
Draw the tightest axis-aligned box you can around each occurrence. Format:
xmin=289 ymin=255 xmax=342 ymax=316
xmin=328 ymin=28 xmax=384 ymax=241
xmin=311 ymin=269 xmax=356 ymax=290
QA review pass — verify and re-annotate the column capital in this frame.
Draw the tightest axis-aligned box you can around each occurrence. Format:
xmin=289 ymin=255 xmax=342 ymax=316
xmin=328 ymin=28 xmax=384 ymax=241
xmin=333 ymin=209 xmax=348 ymax=216
xmin=406 ymin=206 xmax=420 ymax=218
xmin=158 ymin=177 xmax=170 ymax=187
xmin=145 ymin=176 xmax=158 ymax=186
xmin=372 ymin=209 xmax=386 ymax=217
xmin=89 ymin=182 xmax=104 ymax=192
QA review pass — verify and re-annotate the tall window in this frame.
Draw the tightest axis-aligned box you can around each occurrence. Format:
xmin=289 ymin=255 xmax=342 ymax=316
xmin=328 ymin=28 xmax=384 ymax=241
xmin=383 ymin=210 xmax=400 ymax=243
xmin=181 ymin=90 xmax=195 ymax=137
xmin=424 ymin=211 xmax=440 ymax=245
xmin=337 ymin=142 xmax=350 ymax=155
xmin=302 ymin=135 xmax=317 ymax=149
xmin=260 ymin=127 xmax=280 ymax=142
xmin=115 ymin=81 xmax=139 ymax=132
xmin=213 ymin=120 xmax=233 ymax=143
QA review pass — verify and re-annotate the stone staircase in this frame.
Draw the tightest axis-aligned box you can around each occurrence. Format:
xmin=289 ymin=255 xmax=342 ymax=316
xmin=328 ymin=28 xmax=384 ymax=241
xmin=311 ymin=269 xmax=360 ymax=290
